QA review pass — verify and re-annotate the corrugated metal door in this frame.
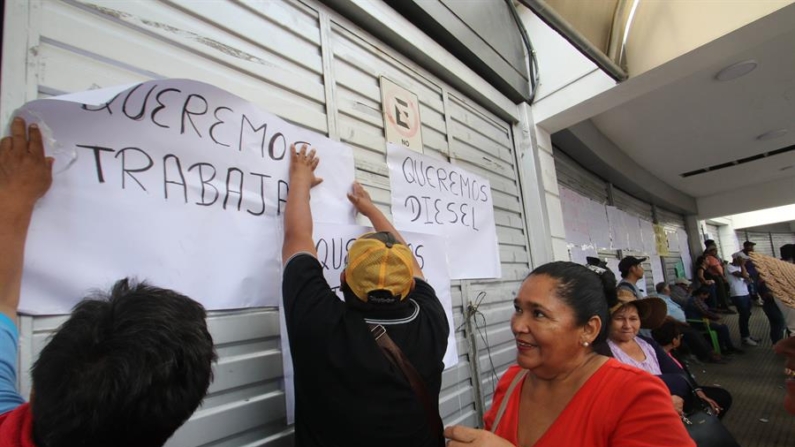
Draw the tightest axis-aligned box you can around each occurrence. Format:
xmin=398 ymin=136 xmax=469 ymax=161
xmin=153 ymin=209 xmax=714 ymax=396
xmin=551 ymin=147 xmax=609 ymax=204
xmin=771 ymin=233 xmax=795 ymax=258
xmin=612 ymin=189 xmax=653 ymax=222
xmin=6 ymin=0 xmax=532 ymax=443
xmin=657 ymin=208 xmax=690 ymax=282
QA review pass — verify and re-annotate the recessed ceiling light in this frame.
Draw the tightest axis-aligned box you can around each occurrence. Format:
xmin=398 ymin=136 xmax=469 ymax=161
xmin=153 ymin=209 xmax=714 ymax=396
xmin=715 ymin=60 xmax=758 ymax=81
xmin=757 ymin=129 xmax=789 ymax=141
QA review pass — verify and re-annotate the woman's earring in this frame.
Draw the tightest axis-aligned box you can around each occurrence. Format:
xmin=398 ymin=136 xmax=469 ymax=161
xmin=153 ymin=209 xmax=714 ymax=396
xmin=582 ymin=341 xmax=590 ymax=347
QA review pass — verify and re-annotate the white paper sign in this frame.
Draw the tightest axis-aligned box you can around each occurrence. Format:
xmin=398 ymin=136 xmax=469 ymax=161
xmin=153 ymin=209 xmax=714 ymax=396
xmin=280 ymin=223 xmax=458 ymax=423
xmin=16 ymin=79 xmax=356 ymax=314
xmin=386 ymin=144 xmax=501 ymax=279
xmin=650 ymin=256 xmax=665 ymax=288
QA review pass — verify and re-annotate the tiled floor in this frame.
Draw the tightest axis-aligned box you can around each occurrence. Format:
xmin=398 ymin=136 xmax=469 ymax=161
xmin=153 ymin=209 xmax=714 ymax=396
xmin=687 ymin=306 xmax=794 ymax=447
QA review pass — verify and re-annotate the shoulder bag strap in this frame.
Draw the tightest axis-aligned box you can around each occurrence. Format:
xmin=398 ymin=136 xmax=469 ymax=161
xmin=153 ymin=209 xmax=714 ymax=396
xmin=490 ymin=369 xmax=527 ymax=433
xmin=369 ymin=323 xmax=444 ymax=447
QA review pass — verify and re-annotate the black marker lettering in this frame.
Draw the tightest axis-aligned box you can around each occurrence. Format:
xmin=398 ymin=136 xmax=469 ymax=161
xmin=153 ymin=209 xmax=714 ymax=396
xmin=223 ymin=167 xmax=244 ymax=211
xmin=209 ymin=106 xmax=232 ymax=147
xmin=461 ymin=176 xmax=471 ymax=200
xmin=247 ymin=172 xmax=270 ymax=216
xmin=269 ymin=132 xmax=287 ymax=161
xmin=151 ymin=88 xmax=181 ymax=129
xmin=405 ymin=195 xmax=421 ymax=222
xmin=115 ymin=147 xmax=153 ymax=191
xmin=437 ymin=168 xmax=449 ymax=192
xmin=81 ymin=91 xmax=122 ymax=114
xmin=480 ymin=184 xmax=488 ymax=202
xmin=421 ymin=196 xmax=433 ymax=224
xmin=449 ymin=170 xmax=459 ymax=196
xmin=460 ymin=203 xmax=470 ymax=228
xmin=239 ymin=114 xmax=267 ymax=155
xmin=122 ymin=83 xmax=156 ymax=121
xmin=76 ymin=144 xmax=115 ymax=183
xmin=277 ymin=180 xmax=289 ymax=216
xmin=402 ymin=156 xmax=415 ymax=184
xmin=181 ymin=94 xmax=208 ymax=137
xmin=447 ymin=202 xmax=458 ymax=224
xmin=163 ymin=154 xmax=187 ymax=203
xmin=425 ymin=165 xmax=436 ymax=188
xmin=433 ymin=199 xmax=443 ymax=224
xmin=188 ymin=162 xmax=218 ymax=206
xmin=332 ymin=238 xmax=345 ymax=270
xmin=415 ymin=244 xmax=425 ymax=269
xmin=315 ymin=238 xmax=329 ymax=269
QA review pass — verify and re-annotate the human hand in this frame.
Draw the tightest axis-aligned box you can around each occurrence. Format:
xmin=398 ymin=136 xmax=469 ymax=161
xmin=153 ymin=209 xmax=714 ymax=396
xmin=0 ymin=117 xmax=54 ymax=208
xmin=706 ymin=280 xmax=715 ymax=285
xmin=700 ymin=395 xmax=722 ymax=415
xmin=444 ymin=426 xmax=515 ymax=447
xmin=672 ymin=395 xmax=685 ymax=416
xmin=288 ymin=143 xmax=322 ymax=189
xmin=347 ymin=181 xmax=377 ymax=217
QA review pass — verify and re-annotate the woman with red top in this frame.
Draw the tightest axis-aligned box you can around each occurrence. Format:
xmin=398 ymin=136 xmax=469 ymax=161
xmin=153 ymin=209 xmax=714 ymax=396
xmin=444 ymin=262 xmax=693 ymax=447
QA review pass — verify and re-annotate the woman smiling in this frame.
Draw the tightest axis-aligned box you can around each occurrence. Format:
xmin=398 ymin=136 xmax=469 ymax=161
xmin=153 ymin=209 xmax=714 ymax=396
xmin=444 ymin=262 xmax=692 ymax=447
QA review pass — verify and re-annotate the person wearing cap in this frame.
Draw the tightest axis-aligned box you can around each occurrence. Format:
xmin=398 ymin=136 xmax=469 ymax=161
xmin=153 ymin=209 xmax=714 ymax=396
xmin=281 ymin=144 xmax=448 ymax=447
xmin=616 ymin=256 xmax=646 ymax=301
xmin=670 ymin=277 xmax=692 ymax=308
xmin=684 ymin=287 xmax=743 ymax=355
xmin=445 ymin=262 xmax=693 ymax=447
xmin=727 ymin=252 xmax=760 ymax=346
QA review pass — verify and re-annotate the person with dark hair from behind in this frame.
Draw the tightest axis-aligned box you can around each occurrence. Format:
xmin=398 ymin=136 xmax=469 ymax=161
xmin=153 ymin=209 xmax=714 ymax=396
xmin=445 ymin=261 xmax=693 ymax=447
xmin=0 ymin=118 xmax=217 ymax=447
xmin=685 ymin=286 xmax=743 ymax=355
xmin=281 ymin=144 xmax=448 ymax=447
xmin=651 ymin=320 xmax=732 ymax=418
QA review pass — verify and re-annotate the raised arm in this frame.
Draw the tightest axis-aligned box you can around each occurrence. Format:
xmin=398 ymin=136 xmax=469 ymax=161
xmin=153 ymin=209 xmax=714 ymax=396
xmin=347 ymin=181 xmax=424 ymax=279
xmin=0 ymin=118 xmax=54 ymax=319
xmin=281 ymin=144 xmax=322 ymax=264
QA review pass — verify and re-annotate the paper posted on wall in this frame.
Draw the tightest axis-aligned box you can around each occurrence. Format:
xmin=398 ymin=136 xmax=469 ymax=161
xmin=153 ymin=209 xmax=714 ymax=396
xmin=15 ymin=79 xmax=356 ymax=314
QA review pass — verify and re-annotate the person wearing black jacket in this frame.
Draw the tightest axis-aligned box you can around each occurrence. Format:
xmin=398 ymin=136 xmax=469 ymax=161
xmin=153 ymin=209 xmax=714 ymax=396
xmin=652 ymin=319 xmax=733 ymax=418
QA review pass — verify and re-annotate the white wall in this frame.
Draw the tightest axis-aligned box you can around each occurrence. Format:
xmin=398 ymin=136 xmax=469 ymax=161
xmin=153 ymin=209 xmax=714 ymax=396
xmin=517 ymin=5 xmax=616 ymax=131
xmin=729 ymin=204 xmax=795 ymax=230
xmin=627 ymin=0 xmax=794 ymax=77
xmin=697 ymin=176 xmax=795 ymax=220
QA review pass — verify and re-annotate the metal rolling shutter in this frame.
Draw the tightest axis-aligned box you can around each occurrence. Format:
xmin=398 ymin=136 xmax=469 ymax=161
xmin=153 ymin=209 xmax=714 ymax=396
xmin=771 ymin=233 xmax=795 ymax=258
xmin=7 ymin=0 xmax=532 ymax=442
xmin=612 ymin=188 xmax=653 ymax=222
xmin=552 ymin=147 xmax=609 ymax=204
xmin=743 ymin=231 xmax=774 ymax=257
xmin=657 ymin=208 xmax=690 ymax=283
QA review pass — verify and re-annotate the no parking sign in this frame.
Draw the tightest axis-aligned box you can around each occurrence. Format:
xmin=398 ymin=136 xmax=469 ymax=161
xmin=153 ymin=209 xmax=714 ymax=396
xmin=380 ymin=76 xmax=423 ymax=152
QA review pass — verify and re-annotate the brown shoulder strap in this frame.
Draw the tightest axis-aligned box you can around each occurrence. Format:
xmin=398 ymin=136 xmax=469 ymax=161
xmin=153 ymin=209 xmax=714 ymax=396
xmin=490 ymin=369 xmax=527 ymax=433
xmin=369 ymin=323 xmax=444 ymax=447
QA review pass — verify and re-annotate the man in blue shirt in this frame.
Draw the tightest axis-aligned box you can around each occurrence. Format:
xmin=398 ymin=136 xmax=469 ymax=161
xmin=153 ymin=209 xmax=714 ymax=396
xmin=656 ymin=282 xmax=724 ymax=363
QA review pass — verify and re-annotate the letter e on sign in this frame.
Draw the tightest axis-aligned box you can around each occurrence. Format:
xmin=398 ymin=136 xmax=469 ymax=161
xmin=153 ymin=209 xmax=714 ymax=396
xmin=380 ymin=76 xmax=423 ymax=153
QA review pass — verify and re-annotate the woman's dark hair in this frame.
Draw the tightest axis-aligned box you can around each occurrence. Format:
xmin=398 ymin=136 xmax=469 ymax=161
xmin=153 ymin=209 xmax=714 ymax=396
xmin=694 ymin=286 xmax=711 ymax=296
xmin=651 ymin=319 xmax=683 ymax=346
xmin=528 ymin=261 xmax=617 ymax=345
